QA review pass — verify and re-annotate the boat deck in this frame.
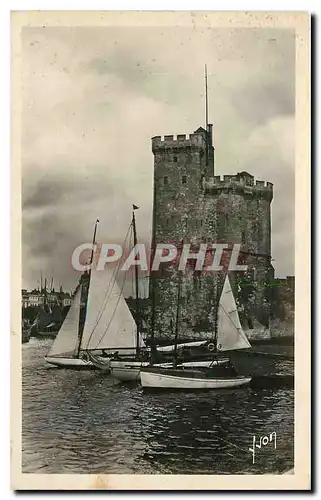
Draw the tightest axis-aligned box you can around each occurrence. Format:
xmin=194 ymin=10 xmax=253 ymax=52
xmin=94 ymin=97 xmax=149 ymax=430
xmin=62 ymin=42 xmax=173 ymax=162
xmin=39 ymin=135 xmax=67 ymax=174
xmin=141 ymin=364 xmax=239 ymax=379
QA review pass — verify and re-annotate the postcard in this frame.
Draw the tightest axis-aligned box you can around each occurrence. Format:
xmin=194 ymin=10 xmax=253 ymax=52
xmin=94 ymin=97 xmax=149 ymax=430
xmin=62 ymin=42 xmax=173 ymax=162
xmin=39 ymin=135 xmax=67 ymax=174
xmin=11 ymin=10 xmax=310 ymax=490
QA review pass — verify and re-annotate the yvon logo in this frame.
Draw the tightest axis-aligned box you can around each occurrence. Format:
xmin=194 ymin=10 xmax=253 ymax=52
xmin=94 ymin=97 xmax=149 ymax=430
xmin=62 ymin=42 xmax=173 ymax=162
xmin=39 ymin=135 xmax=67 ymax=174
xmin=249 ymin=432 xmax=277 ymax=464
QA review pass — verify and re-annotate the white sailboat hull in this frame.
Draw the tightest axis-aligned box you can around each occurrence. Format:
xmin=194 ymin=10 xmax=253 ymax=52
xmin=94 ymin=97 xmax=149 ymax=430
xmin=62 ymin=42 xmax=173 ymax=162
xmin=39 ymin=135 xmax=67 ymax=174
xmin=110 ymin=358 xmax=229 ymax=382
xmin=45 ymin=356 xmax=94 ymax=369
xmin=140 ymin=370 xmax=252 ymax=390
xmin=110 ymin=360 xmax=149 ymax=382
xmin=175 ymin=359 xmax=229 ymax=368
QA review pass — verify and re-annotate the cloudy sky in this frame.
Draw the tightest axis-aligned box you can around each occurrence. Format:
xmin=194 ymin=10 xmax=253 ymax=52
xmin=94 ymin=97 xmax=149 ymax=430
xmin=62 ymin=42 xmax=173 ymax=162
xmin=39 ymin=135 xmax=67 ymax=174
xmin=22 ymin=26 xmax=295 ymax=291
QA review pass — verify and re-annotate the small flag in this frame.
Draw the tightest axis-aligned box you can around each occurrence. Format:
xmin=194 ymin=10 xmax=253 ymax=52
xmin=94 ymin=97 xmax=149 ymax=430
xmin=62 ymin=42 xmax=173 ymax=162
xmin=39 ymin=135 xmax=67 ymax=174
xmin=133 ymin=204 xmax=139 ymax=210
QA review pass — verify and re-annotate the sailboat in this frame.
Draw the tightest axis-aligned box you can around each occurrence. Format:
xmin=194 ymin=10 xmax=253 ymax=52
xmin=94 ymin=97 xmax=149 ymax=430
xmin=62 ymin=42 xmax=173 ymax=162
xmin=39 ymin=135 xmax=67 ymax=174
xmin=140 ymin=274 xmax=252 ymax=390
xmin=45 ymin=214 xmax=148 ymax=370
xmin=80 ymin=263 xmax=142 ymax=366
xmin=44 ymin=284 xmax=94 ymax=368
xmin=45 ymin=220 xmax=101 ymax=368
xmin=108 ymin=209 xmax=226 ymax=383
xmin=31 ymin=279 xmax=63 ymax=339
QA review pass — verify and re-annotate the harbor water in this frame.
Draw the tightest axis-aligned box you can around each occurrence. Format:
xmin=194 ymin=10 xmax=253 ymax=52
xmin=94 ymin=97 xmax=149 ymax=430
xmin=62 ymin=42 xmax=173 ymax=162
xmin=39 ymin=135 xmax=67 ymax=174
xmin=22 ymin=338 xmax=294 ymax=474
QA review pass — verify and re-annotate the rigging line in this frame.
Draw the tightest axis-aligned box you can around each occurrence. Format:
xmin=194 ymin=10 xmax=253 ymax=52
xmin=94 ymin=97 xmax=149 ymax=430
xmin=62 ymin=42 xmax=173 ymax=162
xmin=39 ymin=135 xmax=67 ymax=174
xmin=84 ymin=240 xmax=126 ymax=346
xmin=219 ymin=301 xmax=246 ymax=337
xmin=83 ymin=223 xmax=132 ymax=349
xmin=93 ymin=225 xmax=132 ymax=323
xmin=97 ymin=224 xmax=134 ymax=320
xmin=94 ymin=258 xmax=131 ymax=349
xmin=130 ymin=223 xmax=135 ymax=299
xmin=95 ymin=272 xmax=129 ymax=349
xmin=215 ymin=435 xmax=249 ymax=454
xmin=87 ymin=227 xmax=133 ymax=349
xmin=84 ymin=225 xmax=132 ymax=349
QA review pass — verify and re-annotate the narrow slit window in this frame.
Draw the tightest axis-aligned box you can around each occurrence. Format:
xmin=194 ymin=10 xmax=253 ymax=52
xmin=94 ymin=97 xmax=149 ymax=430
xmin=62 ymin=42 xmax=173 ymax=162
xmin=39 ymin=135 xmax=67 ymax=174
xmin=164 ymin=176 xmax=168 ymax=185
xmin=182 ymin=175 xmax=187 ymax=184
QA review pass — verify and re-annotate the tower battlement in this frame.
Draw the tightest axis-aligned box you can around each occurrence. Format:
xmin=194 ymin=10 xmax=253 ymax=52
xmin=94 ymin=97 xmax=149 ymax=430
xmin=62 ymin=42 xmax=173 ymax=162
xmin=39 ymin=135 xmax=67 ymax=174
xmin=204 ymin=173 xmax=273 ymax=200
xmin=152 ymin=132 xmax=206 ymax=152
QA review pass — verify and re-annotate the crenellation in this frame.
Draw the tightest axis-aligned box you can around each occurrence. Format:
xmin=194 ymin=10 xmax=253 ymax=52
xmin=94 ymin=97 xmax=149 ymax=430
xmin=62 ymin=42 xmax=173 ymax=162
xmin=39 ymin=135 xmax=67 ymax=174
xmin=204 ymin=176 xmax=273 ymax=198
xmin=151 ymin=130 xmax=206 ymax=152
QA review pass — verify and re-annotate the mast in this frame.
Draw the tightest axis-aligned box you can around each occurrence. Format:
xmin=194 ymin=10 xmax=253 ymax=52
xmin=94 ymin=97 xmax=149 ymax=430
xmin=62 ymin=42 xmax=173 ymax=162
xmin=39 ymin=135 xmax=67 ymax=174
xmin=173 ymin=238 xmax=184 ymax=367
xmin=132 ymin=205 xmax=141 ymax=357
xmin=43 ymin=278 xmax=48 ymax=312
xmin=151 ymin=184 xmax=157 ymax=341
xmin=50 ymin=268 xmax=54 ymax=291
xmin=173 ymin=270 xmax=182 ymax=368
xmin=76 ymin=218 xmax=99 ymax=357
xmin=212 ymin=273 xmax=221 ymax=353
xmin=212 ymin=272 xmax=225 ymax=352
xmin=205 ymin=64 xmax=209 ymax=167
xmin=205 ymin=64 xmax=208 ymax=131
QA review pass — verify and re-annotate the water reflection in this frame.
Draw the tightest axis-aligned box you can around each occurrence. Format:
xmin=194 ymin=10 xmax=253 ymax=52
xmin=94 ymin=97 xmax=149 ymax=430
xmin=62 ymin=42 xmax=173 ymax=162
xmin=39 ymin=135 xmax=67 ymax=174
xmin=22 ymin=339 xmax=294 ymax=474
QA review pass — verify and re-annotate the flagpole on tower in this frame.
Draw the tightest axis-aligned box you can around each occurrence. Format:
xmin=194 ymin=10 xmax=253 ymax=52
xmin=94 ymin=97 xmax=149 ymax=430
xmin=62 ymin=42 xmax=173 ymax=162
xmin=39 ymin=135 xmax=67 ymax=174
xmin=205 ymin=64 xmax=209 ymax=131
xmin=205 ymin=64 xmax=209 ymax=167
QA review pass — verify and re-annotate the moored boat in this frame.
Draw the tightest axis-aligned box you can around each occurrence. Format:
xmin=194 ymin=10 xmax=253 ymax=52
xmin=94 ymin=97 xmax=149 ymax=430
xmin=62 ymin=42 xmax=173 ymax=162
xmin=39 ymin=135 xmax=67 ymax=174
xmin=110 ymin=352 xmax=230 ymax=382
xmin=140 ymin=366 xmax=251 ymax=390
xmin=140 ymin=274 xmax=252 ymax=390
xmin=22 ymin=322 xmax=31 ymax=344
xmin=45 ymin=283 xmax=92 ymax=368
xmin=45 ymin=220 xmax=102 ymax=369
xmin=44 ymin=355 xmax=94 ymax=369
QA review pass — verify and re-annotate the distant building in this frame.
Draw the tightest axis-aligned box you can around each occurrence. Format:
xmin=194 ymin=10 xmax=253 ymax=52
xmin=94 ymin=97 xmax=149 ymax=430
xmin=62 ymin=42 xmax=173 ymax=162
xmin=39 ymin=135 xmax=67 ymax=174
xmin=22 ymin=289 xmax=44 ymax=308
xmin=273 ymin=276 xmax=295 ymax=310
xmin=21 ymin=287 xmax=72 ymax=309
xmin=270 ymin=276 xmax=295 ymax=337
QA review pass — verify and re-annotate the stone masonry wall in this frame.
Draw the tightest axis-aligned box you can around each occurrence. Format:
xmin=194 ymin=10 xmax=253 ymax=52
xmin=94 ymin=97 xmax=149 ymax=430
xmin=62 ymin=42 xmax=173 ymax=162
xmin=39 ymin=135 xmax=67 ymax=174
xmin=149 ymin=127 xmax=274 ymax=341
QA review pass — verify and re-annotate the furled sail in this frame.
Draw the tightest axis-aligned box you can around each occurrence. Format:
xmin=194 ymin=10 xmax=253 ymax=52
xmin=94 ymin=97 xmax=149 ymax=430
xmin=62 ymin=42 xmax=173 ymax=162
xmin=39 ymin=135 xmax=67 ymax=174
xmin=80 ymin=268 xmax=137 ymax=351
xmin=217 ymin=275 xmax=251 ymax=351
xmin=47 ymin=286 xmax=82 ymax=358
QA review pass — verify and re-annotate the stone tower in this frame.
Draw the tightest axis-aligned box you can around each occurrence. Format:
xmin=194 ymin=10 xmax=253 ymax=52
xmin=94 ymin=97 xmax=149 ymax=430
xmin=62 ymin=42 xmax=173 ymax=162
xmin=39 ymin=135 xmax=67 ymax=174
xmin=149 ymin=126 xmax=274 ymax=341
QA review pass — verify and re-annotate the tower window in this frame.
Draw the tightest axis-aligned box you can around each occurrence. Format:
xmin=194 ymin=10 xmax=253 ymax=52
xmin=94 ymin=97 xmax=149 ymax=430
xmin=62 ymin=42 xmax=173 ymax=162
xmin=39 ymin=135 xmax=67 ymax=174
xmin=164 ymin=176 xmax=168 ymax=185
xmin=182 ymin=175 xmax=187 ymax=184
xmin=173 ymin=156 xmax=178 ymax=163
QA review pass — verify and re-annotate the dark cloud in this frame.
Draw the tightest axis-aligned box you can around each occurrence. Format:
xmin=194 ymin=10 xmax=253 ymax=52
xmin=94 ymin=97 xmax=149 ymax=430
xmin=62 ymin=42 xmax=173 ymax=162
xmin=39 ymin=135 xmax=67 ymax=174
xmin=232 ymin=81 xmax=295 ymax=127
xmin=22 ymin=26 xmax=295 ymax=289
xmin=22 ymin=170 xmax=116 ymax=211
